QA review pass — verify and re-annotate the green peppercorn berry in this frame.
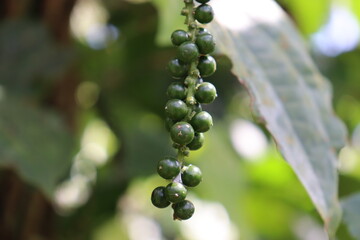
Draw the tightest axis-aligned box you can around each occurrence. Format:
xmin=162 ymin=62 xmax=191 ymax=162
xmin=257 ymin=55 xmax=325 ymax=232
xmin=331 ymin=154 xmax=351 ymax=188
xmin=170 ymin=122 xmax=195 ymax=145
xmin=190 ymin=111 xmax=213 ymax=132
xmin=198 ymin=55 xmax=216 ymax=77
xmin=182 ymin=164 xmax=202 ymax=187
xmin=196 ymin=27 xmax=210 ymax=36
xmin=195 ymin=4 xmax=214 ymax=24
xmin=151 ymin=186 xmax=171 ymax=208
xmin=157 ymin=157 xmax=181 ymax=179
xmin=171 ymin=30 xmax=190 ymax=46
xmin=168 ymin=58 xmax=189 ymax=79
xmin=195 ymin=0 xmax=210 ymax=4
xmin=167 ymin=82 xmax=187 ymax=100
xmin=196 ymin=0 xmax=210 ymax=4
xmin=173 ymin=200 xmax=195 ymax=220
xmin=187 ymin=133 xmax=204 ymax=150
xmin=195 ymin=82 xmax=217 ymax=104
xmin=193 ymin=103 xmax=203 ymax=113
xmin=177 ymin=42 xmax=199 ymax=63
xmin=196 ymin=34 xmax=215 ymax=54
xmin=165 ymin=117 xmax=175 ymax=132
xmin=165 ymin=182 xmax=187 ymax=203
xmin=165 ymin=99 xmax=188 ymax=121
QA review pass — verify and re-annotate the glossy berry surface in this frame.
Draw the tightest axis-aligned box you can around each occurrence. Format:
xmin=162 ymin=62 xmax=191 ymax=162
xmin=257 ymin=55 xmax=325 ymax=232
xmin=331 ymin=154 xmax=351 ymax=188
xmin=167 ymin=82 xmax=187 ymax=100
xmin=165 ymin=182 xmax=187 ymax=203
xmin=168 ymin=58 xmax=189 ymax=78
xmin=173 ymin=200 xmax=195 ymax=220
xmin=195 ymin=4 xmax=214 ymax=24
xmin=177 ymin=42 xmax=199 ymax=63
xmin=171 ymin=30 xmax=190 ymax=46
xmin=192 ymin=103 xmax=202 ymax=113
xmin=190 ymin=111 xmax=213 ymax=133
xmin=195 ymin=82 xmax=217 ymax=104
xmin=157 ymin=157 xmax=181 ymax=179
xmin=151 ymin=186 xmax=171 ymax=208
xmin=170 ymin=122 xmax=195 ymax=145
xmin=196 ymin=27 xmax=210 ymax=36
xmin=195 ymin=0 xmax=210 ymax=4
xmin=165 ymin=99 xmax=188 ymax=121
xmin=196 ymin=34 xmax=215 ymax=54
xmin=198 ymin=55 xmax=216 ymax=77
xmin=165 ymin=117 xmax=175 ymax=132
xmin=182 ymin=164 xmax=202 ymax=187
xmin=187 ymin=133 xmax=204 ymax=150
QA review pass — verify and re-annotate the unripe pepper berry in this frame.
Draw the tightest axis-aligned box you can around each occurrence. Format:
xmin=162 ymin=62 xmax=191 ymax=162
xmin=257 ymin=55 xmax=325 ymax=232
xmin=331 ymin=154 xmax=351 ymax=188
xmin=177 ymin=42 xmax=199 ymax=63
xmin=157 ymin=157 xmax=181 ymax=179
xmin=168 ymin=58 xmax=189 ymax=78
xmin=171 ymin=30 xmax=190 ymax=46
xmin=151 ymin=186 xmax=171 ymax=208
xmin=195 ymin=0 xmax=210 ymax=3
xmin=195 ymin=4 xmax=214 ymax=24
xmin=167 ymin=82 xmax=187 ymax=100
xmin=165 ymin=182 xmax=187 ymax=203
xmin=196 ymin=33 xmax=216 ymax=54
xmin=187 ymin=133 xmax=204 ymax=150
xmin=195 ymin=0 xmax=210 ymax=4
xmin=198 ymin=55 xmax=216 ymax=77
xmin=170 ymin=122 xmax=195 ymax=145
xmin=190 ymin=111 xmax=213 ymax=133
xmin=173 ymin=200 xmax=195 ymax=220
xmin=195 ymin=82 xmax=217 ymax=104
xmin=196 ymin=27 xmax=210 ymax=37
xmin=193 ymin=103 xmax=203 ymax=113
xmin=182 ymin=164 xmax=203 ymax=187
xmin=165 ymin=99 xmax=188 ymax=121
xmin=165 ymin=117 xmax=175 ymax=132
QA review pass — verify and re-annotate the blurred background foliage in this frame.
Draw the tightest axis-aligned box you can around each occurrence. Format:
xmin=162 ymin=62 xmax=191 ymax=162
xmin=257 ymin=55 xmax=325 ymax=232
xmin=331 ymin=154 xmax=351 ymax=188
xmin=0 ymin=0 xmax=360 ymax=239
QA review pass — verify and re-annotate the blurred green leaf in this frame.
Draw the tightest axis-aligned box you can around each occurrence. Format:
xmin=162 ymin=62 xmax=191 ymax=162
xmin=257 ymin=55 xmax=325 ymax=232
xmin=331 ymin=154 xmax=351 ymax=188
xmin=0 ymin=96 xmax=74 ymax=197
xmin=341 ymin=193 xmax=360 ymax=239
xmin=193 ymin=125 xmax=245 ymax=222
xmin=101 ymin=101 xmax=172 ymax=178
xmin=0 ymin=20 xmax=73 ymax=92
xmin=281 ymin=0 xmax=330 ymax=34
xmin=151 ymin=0 xmax=184 ymax=46
xmin=209 ymin=0 xmax=346 ymax=235
xmin=351 ymin=0 xmax=360 ymax=23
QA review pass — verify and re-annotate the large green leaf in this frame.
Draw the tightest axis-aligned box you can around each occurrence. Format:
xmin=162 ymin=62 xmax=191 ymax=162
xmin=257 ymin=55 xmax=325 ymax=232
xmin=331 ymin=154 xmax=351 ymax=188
xmin=341 ymin=193 xmax=360 ymax=239
xmin=0 ymin=96 xmax=74 ymax=197
xmin=279 ymin=0 xmax=330 ymax=34
xmin=208 ymin=0 xmax=346 ymax=235
xmin=351 ymin=0 xmax=360 ymax=23
xmin=0 ymin=20 xmax=73 ymax=91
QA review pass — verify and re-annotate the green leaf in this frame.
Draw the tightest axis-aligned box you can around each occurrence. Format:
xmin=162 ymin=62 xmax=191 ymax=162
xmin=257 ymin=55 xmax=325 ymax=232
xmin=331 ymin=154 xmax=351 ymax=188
xmin=280 ymin=0 xmax=330 ymax=34
xmin=209 ymin=0 xmax=346 ymax=235
xmin=351 ymin=0 xmax=360 ymax=23
xmin=0 ymin=96 xmax=74 ymax=197
xmin=341 ymin=193 xmax=360 ymax=239
xmin=0 ymin=20 xmax=73 ymax=91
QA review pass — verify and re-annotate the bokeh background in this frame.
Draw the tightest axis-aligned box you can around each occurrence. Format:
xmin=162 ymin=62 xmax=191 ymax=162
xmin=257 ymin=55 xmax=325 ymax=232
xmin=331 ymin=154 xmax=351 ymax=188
xmin=0 ymin=0 xmax=360 ymax=239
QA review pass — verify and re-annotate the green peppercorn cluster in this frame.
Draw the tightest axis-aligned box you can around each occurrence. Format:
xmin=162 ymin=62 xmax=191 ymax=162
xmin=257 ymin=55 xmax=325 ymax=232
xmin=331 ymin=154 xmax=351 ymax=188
xmin=151 ymin=0 xmax=217 ymax=221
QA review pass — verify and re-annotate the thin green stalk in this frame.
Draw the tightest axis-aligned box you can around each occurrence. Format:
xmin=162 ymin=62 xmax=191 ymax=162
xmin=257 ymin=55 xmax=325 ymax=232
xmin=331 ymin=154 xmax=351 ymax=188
xmin=175 ymin=0 xmax=199 ymax=179
xmin=184 ymin=0 xmax=199 ymax=106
